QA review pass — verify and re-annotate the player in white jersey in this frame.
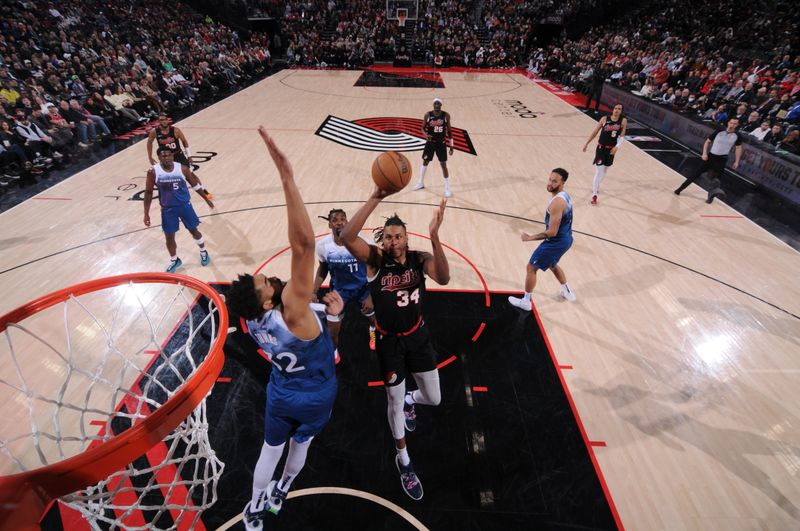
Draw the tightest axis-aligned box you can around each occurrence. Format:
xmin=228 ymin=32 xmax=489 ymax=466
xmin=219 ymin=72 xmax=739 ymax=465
xmin=143 ymin=148 xmax=214 ymax=272
xmin=314 ymin=208 xmax=377 ymax=351
xmin=226 ymin=127 xmax=343 ymax=530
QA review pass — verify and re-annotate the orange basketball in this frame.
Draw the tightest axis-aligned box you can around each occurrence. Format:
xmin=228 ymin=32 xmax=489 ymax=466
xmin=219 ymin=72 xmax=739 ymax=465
xmin=371 ymin=151 xmax=412 ymax=192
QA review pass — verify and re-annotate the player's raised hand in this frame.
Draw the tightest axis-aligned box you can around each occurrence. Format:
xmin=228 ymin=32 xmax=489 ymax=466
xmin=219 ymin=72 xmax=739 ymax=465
xmin=429 ymin=198 xmax=447 ymax=237
xmin=258 ymin=125 xmax=293 ymax=179
xmin=370 ymin=184 xmax=396 ymax=200
xmin=322 ymin=289 xmax=344 ymax=317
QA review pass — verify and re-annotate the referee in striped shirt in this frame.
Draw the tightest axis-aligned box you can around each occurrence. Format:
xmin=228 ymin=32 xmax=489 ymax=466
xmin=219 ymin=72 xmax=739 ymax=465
xmin=674 ymin=117 xmax=743 ymax=204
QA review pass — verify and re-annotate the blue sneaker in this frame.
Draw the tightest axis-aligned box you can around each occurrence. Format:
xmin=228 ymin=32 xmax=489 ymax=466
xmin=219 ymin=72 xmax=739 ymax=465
xmin=165 ymin=257 xmax=182 ymax=273
xmin=395 ymin=455 xmax=424 ymax=500
xmin=200 ymin=250 xmax=210 ymax=266
xmin=267 ymin=480 xmax=288 ymax=515
xmin=403 ymin=393 xmax=416 ymax=432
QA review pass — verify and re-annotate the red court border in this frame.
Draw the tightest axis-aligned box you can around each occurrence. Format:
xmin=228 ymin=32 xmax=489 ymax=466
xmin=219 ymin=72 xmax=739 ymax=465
xmin=529 ymin=303 xmax=625 ymax=531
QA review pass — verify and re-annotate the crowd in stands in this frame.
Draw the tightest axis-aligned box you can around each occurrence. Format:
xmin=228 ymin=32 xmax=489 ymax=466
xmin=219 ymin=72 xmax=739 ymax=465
xmin=0 ymin=0 xmax=272 ymax=187
xmin=2 ymin=0 xmax=798 ymax=191
xmin=532 ymin=0 xmax=800 ymax=155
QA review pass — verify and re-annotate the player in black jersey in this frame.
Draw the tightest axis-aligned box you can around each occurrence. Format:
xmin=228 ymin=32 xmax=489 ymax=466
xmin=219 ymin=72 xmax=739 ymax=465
xmin=340 ymin=187 xmax=450 ymax=501
xmin=412 ymin=97 xmax=455 ymax=197
xmin=147 ymin=113 xmax=192 ymax=168
xmin=582 ymin=103 xmax=627 ymax=205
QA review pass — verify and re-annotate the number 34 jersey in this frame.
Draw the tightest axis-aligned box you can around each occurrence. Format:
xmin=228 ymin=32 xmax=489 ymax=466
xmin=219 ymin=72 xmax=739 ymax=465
xmin=246 ymin=307 xmax=336 ymax=392
xmin=369 ymin=250 xmax=427 ymax=334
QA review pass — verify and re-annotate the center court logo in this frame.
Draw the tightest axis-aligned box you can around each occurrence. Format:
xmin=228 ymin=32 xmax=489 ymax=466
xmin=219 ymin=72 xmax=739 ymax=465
xmin=315 ymin=115 xmax=477 ymax=155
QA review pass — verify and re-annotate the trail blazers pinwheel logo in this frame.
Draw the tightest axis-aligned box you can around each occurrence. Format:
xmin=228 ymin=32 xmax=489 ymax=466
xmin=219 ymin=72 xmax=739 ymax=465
xmin=315 ymin=116 xmax=477 ymax=155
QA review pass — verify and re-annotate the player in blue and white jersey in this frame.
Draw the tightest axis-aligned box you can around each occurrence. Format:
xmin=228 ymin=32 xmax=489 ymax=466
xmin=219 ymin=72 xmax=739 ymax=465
xmin=143 ymin=147 xmax=214 ymax=272
xmin=509 ymin=168 xmax=577 ymax=311
xmin=226 ymin=127 xmax=343 ymax=531
xmin=314 ymin=208 xmax=377 ymax=351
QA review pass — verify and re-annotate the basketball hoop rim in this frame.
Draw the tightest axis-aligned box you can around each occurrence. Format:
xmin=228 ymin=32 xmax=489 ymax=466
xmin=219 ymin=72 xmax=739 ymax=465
xmin=0 ymin=272 xmax=228 ymax=528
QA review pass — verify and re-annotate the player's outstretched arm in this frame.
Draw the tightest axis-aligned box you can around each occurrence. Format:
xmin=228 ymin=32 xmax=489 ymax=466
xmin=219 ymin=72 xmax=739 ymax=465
xmin=583 ymin=117 xmax=605 ymax=152
xmin=146 ymin=131 xmax=156 ymax=165
xmin=143 ymin=169 xmax=155 ymax=227
xmin=258 ymin=126 xmax=318 ymax=337
xmin=340 ymin=185 xmax=391 ymax=267
xmin=424 ymin=198 xmax=450 ymax=285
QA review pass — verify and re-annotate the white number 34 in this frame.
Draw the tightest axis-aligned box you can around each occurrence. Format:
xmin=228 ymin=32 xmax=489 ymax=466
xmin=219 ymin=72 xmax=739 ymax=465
xmin=396 ymin=288 xmax=420 ymax=307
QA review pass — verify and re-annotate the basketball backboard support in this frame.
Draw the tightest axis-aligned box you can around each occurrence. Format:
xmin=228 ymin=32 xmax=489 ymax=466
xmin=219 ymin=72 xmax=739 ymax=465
xmin=386 ymin=0 xmax=418 ymax=20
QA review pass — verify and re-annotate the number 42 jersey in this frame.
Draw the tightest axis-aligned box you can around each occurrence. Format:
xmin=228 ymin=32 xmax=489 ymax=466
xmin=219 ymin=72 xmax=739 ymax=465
xmin=246 ymin=307 xmax=336 ymax=392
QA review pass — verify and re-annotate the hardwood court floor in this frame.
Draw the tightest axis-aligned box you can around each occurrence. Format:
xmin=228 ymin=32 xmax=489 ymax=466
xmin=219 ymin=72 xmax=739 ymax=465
xmin=2 ymin=67 xmax=799 ymax=531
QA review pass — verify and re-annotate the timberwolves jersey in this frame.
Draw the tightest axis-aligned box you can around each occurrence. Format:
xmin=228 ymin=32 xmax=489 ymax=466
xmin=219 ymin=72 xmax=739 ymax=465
xmin=424 ymin=111 xmax=448 ymax=143
xmin=154 ymin=162 xmax=190 ymax=207
xmin=598 ymin=116 xmax=623 ymax=146
xmin=315 ymin=235 xmax=369 ymax=293
xmin=545 ymin=192 xmax=573 ymax=245
xmin=246 ymin=307 xmax=336 ymax=391
xmin=156 ymin=126 xmax=183 ymax=156
xmin=369 ymin=250 xmax=426 ymax=333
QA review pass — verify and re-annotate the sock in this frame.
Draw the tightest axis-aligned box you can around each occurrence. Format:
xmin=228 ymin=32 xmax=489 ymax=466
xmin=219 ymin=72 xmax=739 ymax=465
xmin=251 ymin=441 xmax=286 ymax=509
xmin=592 ymin=165 xmax=606 ymax=196
xmin=396 ymin=446 xmax=410 ymax=466
xmin=418 ymin=165 xmax=428 ymax=184
xmin=278 ymin=438 xmax=312 ymax=493
xmin=523 ymin=292 xmax=532 ymax=302
xmin=194 ymin=237 xmax=204 ymax=247
xmin=170 ymin=255 xmax=178 ymax=261
xmin=561 ymin=283 xmax=571 ymax=292
xmin=443 ymin=177 xmax=450 ymax=190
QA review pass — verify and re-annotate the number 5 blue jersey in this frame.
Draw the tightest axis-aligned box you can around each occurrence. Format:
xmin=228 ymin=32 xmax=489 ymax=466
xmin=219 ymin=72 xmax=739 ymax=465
xmin=246 ymin=306 xmax=336 ymax=391
xmin=315 ymin=234 xmax=368 ymax=293
xmin=154 ymin=162 xmax=191 ymax=208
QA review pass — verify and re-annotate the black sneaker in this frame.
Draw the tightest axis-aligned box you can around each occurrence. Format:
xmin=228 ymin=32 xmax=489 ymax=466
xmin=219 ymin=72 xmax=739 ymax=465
xmin=395 ymin=455 xmax=424 ymax=500
xmin=403 ymin=394 xmax=416 ymax=432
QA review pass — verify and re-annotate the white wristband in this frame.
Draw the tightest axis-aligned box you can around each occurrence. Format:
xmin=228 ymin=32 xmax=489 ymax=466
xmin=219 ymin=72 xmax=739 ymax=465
xmin=192 ymin=183 xmax=203 ymax=191
xmin=616 ymin=137 xmax=625 ymax=147
xmin=325 ymin=313 xmax=341 ymax=323
xmin=183 ymin=148 xmax=191 ymax=158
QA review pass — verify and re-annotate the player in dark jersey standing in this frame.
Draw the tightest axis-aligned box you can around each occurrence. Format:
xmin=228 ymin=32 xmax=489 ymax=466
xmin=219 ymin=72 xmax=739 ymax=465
xmin=582 ymin=103 xmax=627 ymax=205
xmin=147 ymin=113 xmax=192 ymax=167
xmin=340 ymin=189 xmax=450 ymax=501
xmin=412 ymin=98 xmax=454 ymax=198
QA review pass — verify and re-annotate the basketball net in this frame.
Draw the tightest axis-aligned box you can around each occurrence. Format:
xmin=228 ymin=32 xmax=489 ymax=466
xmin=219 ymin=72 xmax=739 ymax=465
xmin=398 ymin=13 xmax=406 ymax=27
xmin=0 ymin=274 xmax=227 ymax=530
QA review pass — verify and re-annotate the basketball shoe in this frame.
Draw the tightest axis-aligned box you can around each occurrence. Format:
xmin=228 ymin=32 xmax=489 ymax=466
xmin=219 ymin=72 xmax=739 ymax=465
xmin=403 ymin=393 xmax=417 ymax=432
xmin=166 ymin=257 xmax=183 ymax=273
xmin=395 ymin=455 xmax=424 ymax=500
xmin=590 ymin=195 xmax=598 ymax=205
xmin=267 ymin=480 xmax=289 ymax=515
xmin=412 ymin=181 xmax=425 ymax=191
xmin=560 ymin=285 xmax=577 ymax=302
xmin=368 ymin=326 xmax=376 ymax=351
xmin=243 ymin=498 xmax=268 ymax=531
xmin=508 ymin=295 xmax=532 ymax=311
xmin=200 ymin=249 xmax=210 ymax=266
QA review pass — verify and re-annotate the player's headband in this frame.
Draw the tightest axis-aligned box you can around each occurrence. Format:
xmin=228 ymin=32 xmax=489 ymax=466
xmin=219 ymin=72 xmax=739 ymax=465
xmin=433 ymin=98 xmax=443 ymax=105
